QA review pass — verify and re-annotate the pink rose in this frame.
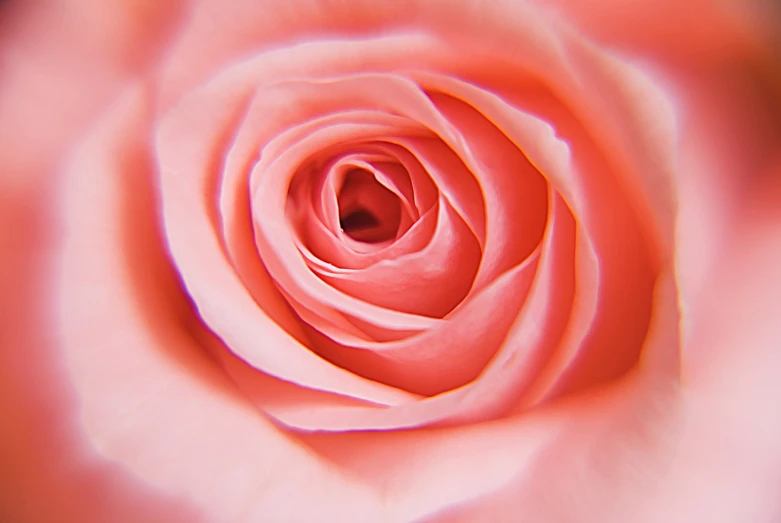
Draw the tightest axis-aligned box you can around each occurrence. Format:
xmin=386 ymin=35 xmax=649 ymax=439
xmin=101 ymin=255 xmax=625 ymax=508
xmin=2 ymin=0 xmax=780 ymax=521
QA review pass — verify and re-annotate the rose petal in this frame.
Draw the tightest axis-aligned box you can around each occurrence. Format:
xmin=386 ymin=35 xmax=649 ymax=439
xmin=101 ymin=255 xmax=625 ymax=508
xmin=307 ymin=251 xmax=538 ymax=396
xmin=59 ymin=87 xmax=387 ymax=521
xmin=413 ymin=71 xmax=666 ymax=401
xmin=249 ymin=117 xmax=444 ymax=333
xmin=297 ymin=201 xmax=439 ymax=275
xmin=252 ymin=193 xmax=569 ymax=430
xmin=297 ymin=242 xmax=683 ymax=520
xmin=157 ymin=84 xmax=418 ymax=405
xmin=313 ymin=196 xmax=481 ymax=319
xmin=315 ymin=156 xmax=416 ymax=244
xmin=302 ymin=362 xmax=679 ymax=522
xmin=425 ymin=91 xmax=549 ymax=293
xmin=158 ymin=0 xmax=566 ymax=108
xmin=420 ymin=182 xmax=781 ymax=523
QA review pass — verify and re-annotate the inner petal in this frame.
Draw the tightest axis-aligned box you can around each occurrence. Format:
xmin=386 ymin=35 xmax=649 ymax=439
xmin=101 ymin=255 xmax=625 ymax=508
xmin=337 ymin=168 xmax=402 ymax=244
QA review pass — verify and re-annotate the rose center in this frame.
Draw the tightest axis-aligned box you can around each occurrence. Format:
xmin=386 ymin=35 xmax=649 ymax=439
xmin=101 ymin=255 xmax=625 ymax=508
xmin=337 ymin=168 xmax=402 ymax=243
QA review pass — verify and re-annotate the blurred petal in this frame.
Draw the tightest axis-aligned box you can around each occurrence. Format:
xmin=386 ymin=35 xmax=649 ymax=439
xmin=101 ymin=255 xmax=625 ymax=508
xmin=58 ymin=86 xmax=385 ymax=521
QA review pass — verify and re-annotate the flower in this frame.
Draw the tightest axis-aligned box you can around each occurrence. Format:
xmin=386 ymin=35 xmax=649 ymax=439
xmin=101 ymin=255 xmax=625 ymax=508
xmin=1 ymin=0 xmax=780 ymax=521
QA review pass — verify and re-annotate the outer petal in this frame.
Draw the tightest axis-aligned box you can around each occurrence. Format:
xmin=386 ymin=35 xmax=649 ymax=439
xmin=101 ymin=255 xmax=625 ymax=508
xmin=302 ymin=294 xmax=683 ymax=522
xmin=0 ymin=0 xmax=184 ymax=181
xmin=420 ymin=172 xmax=781 ymax=523
xmin=0 ymin=3 xmax=192 ymax=521
xmin=53 ymin=87 xmax=385 ymax=522
xmin=0 ymin=136 xmax=203 ymax=523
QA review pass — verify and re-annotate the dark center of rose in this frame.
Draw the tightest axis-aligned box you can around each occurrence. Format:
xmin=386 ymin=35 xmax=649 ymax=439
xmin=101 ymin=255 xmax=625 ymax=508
xmin=337 ymin=168 xmax=402 ymax=243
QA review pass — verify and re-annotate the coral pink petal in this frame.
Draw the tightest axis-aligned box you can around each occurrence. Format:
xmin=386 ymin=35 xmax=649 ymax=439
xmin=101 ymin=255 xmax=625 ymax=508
xmin=418 ymin=71 xmax=666 ymax=400
xmin=332 ymin=156 xmax=418 ymax=225
xmin=281 ymin=143 xmax=430 ymax=271
xmin=656 ymin=192 xmax=781 ymax=523
xmin=156 ymin=86 xmax=416 ymax=405
xmin=157 ymin=2 xmax=567 ymax=110
xmin=309 ymin=252 xmax=539 ymax=396
xmin=540 ymin=0 xmax=767 ymax=65
xmin=250 ymin=119 xmax=444 ymax=333
xmin=297 ymin=230 xmax=685 ymax=521
xmin=372 ymin=141 xmax=440 ymax=215
xmin=240 ymin=30 xmax=675 ymax=430
xmin=314 ymin=197 xmax=481 ymax=319
xmin=176 ymin=26 xmax=676 ymax=264
xmin=321 ymin=160 xmax=410 ymax=249
xmin=380 ymin=134 xmax=486 ymax=247
xmin=425 ymin=92 xmax=549 ymax=292
xmin=256 ymin=73 xmax=490 ymax=241
xmin=420 ymin=196 xmax=781 ymax=523
xmin=302 ymin=367 xmax=678 ymax=522
xmin=671 ymin=66 xmax=781 ymax=339
xmin=299 ymin=203 xmax=439 ymax=275
xmin=260 ymin=194 xmax=570 ymax=431
xmin=217 ymin=76 xmax=432 ymax=269
xmin=57 ymin=87 xmax=387 ymax=521
xmin=209 ymin=342 xmax=402 ymax=424
xmin=554 ymin=34 xmax=677 ymax=257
